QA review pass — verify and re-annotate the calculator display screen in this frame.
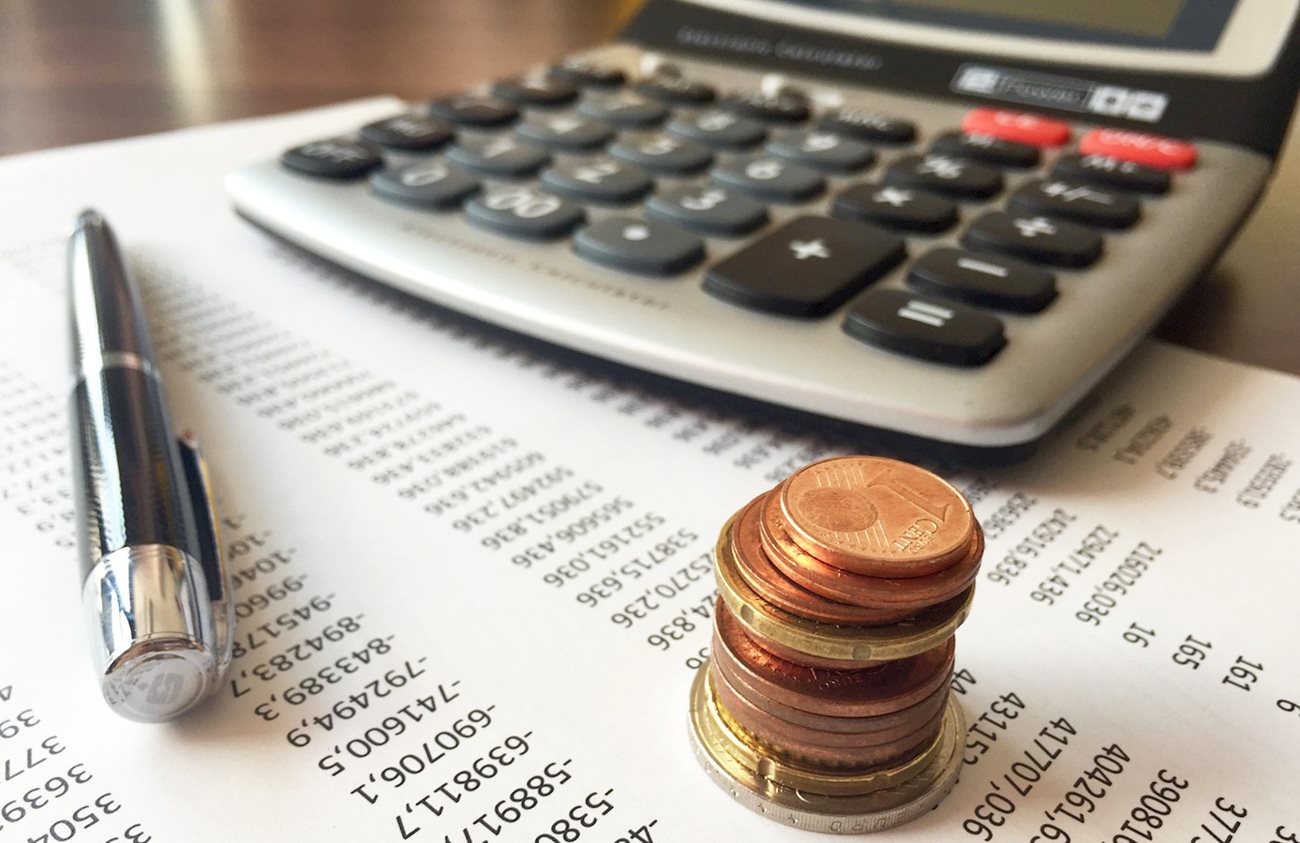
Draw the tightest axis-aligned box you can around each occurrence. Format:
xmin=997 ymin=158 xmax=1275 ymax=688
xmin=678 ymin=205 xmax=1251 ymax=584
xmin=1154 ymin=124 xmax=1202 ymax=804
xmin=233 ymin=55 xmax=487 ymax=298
xmin=816 ymin=0 xmax=1237 ymax=50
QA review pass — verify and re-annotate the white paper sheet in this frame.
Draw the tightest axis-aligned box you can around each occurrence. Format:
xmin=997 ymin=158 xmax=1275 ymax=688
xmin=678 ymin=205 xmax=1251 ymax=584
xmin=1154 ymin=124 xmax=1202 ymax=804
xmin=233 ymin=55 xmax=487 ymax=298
xmin=1 ymin=101 xmax=1297 ymax=843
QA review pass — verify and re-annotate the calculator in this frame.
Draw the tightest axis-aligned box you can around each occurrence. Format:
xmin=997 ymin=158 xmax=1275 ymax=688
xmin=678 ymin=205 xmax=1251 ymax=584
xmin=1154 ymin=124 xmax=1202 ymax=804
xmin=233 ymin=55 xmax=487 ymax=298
xmin=225 ymin=0 xmax=1300 ymax=451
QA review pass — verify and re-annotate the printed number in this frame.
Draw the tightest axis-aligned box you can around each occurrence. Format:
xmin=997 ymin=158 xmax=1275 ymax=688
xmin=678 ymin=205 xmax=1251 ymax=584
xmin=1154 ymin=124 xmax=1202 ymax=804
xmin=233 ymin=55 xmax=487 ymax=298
xmin=484 ymin=189 xmax=561 ymax=219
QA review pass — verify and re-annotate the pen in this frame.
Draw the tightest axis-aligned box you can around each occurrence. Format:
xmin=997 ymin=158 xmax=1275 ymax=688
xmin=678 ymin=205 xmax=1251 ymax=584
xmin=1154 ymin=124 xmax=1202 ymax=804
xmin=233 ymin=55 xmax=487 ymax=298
xmin=67 ymin=209 xmax=233 ymax=723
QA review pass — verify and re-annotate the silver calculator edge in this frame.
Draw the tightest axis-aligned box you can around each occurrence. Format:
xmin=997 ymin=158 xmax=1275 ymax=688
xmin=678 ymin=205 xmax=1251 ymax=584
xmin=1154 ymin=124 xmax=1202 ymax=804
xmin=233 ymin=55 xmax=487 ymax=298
xmin=224 ymin=43 xmax=1271 ymax=449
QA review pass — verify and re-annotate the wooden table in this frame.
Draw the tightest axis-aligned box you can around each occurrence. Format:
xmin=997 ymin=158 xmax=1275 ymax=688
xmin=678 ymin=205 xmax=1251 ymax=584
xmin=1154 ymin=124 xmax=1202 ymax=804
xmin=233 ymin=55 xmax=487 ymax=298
xmin=3 ymin=0 xmax=1297 ymax=374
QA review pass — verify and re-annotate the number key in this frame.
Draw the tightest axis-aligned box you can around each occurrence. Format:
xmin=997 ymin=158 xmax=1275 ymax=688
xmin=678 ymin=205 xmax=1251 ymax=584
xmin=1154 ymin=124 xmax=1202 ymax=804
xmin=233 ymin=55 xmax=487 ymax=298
xmin=370 ymin=161 xmax=479 ymax=209
xmin=711 ymin=157 xmax=824 ymax=203
xmin=446 ymin=136 xmax=550 ymax=178
xmin=465 ymin=186 xmax=584 ymax=240
xmin=541 ymin=160 xmax=652 ymax=205
xmin=645 ymin=185 xmax=768 ymax=236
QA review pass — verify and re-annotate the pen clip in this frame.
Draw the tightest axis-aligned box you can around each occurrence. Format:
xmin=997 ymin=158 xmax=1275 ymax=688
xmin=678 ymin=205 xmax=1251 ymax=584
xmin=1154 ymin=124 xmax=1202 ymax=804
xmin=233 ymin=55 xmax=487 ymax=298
xmin=176 ymin=431 xmax=233 ymax=674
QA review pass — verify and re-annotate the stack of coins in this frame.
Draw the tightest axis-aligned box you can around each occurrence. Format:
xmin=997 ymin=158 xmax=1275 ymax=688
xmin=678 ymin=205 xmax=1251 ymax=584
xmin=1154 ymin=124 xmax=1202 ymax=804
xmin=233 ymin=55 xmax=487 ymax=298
xmin=688 ymin=456 xmax=982 ymax=834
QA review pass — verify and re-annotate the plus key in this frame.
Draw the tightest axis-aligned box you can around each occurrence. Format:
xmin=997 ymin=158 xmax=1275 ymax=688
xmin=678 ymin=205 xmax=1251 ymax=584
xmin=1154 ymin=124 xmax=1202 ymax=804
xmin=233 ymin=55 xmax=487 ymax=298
xmin=703 ymin=216 xmax=905 ymax=316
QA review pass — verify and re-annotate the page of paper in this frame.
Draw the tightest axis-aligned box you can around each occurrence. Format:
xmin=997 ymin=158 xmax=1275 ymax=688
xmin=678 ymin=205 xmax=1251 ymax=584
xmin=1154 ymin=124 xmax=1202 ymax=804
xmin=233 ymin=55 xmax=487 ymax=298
xmin=0 ymin=101 xmax=1297 ymax=843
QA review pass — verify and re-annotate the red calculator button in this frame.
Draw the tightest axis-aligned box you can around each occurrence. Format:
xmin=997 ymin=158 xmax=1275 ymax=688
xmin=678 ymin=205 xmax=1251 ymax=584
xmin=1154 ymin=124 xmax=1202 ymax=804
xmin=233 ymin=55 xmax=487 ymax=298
xmin=1078 ymin=128 xmax=1197 ymax=170
xmin=962 ymin=108 xmax=1072 ymax=147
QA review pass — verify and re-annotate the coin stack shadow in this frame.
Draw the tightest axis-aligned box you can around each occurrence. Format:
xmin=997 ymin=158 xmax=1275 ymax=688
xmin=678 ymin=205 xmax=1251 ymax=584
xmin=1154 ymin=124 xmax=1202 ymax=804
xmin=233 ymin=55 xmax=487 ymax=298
xmin=688 ymin=456 xmax=982 ymax=834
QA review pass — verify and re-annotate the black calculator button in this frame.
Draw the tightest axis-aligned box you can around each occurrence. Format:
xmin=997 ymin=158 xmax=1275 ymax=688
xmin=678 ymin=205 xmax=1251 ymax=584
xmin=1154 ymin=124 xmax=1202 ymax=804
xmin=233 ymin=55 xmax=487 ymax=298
xmin=963 ymin=211 xmax=1103 ymax=268
xmin=465 ymin=186 xmax=584 ymax=240
xmin=549 ymin=60 xmax=626 ymax=88
xmin=446 ymin=136 xmax=550 ymax=178
xmin=666 ymin=110 xmax=767 ymax=149
xmin=633 ymin=76 xmax=716 ymax=105
xmin=843 ymin=289 xmax=1006 ymax=366
xmin=767 ymin=130 xmax=876 ymax=173
xmin=281 ymin=140 xmax=382 ymax=179
xmin=359 ymin=115 xmax=454 ymax=152
xmin=831 ymin=183 xmax=957 ymax=234
xmin=1052 ymin=153 xmax=1171 ymax=195
xmin=541 ymin=160 xmax=652 ymax=205
xmin=721 ymin=92 xmax=811 ymax=124
xmin=490 ymin=76 xmax=579 ymax=107
xmin=609 ymin=134 xmax=713 ymax=175
xmin=514 ymin=115 xmax=613 ymax=151
xmin=1009 ymin=179 xmax=1141 ymax=229
xmin=818 ymin=108 xmax=916 ymax=143
xmin=930 ymin=132 xmax=1039 ymax=168
xmin=711 ymin=157 xmax=825 ymax=203
xmin=577 ymin=94 xmax=669 ymax=128
xmin=704 ymin=216 xmax=905 ymax=317
xmin=908 ymin=248 xmax=1056 ymax=313
xmin=885 ymin=154 xmax=1003 ymax=200
xmin=646 ymin=186 xmax=769 ymax=237
xmin=370 ymin=161 xmax=479 ymax=209
xmin=574 ymin=218 xmax=706 ymax=276
xmin=428 ymin=94 xmax=519 ymax=128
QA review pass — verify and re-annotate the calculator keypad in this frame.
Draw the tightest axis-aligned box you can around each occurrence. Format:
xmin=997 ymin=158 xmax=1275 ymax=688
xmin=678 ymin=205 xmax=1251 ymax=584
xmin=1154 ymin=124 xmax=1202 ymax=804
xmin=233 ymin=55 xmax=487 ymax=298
xmin=275 ymin=52 xmax=1203 ymax=379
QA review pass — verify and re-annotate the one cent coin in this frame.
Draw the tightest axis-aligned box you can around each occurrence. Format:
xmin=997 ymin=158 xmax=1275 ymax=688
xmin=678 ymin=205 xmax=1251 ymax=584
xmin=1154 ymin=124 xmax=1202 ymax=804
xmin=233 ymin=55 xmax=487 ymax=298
xmin=779 ymin=457 xmax=975 ymax=577
xmin=729 ymin=496 xmax=916 ymax=627
xmin=712 ymin=661 xmax=946 ymax=769
xmin=712 ymin=603 xmax=955 ymax=718
xmin=763 ymin=492 xmax=983 ymax=610
xmin=714 ymin=647 xmax=951 ymax=737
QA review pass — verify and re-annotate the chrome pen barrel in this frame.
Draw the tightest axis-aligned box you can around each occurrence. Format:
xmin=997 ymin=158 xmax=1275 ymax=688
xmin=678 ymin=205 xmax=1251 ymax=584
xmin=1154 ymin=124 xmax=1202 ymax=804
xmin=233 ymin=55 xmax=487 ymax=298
xmin=67 ymin=210 xmax=231 ymax=723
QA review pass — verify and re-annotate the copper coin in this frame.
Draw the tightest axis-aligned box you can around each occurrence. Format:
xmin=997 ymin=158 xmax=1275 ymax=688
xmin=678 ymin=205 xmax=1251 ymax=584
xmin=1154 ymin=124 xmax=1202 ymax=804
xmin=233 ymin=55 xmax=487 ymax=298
xmin=712 ymin=662 xmax=946 ymax=770
xmin=779 ymin=456 xmax=975 ymax=577
xmin=712 ymin=647 xmax=952 ymax=739
xmin=712 ymin=600 xmax=955 ymax=718
xmin=763 ymin=492 xmax=983 ymax=610
xmin=729 ymin=496 xmax=915 ymax=627
xmin=738 ymin=620 xmax=894 ymax=670
xmin=710 ymin=659 xmax=945 ymax=755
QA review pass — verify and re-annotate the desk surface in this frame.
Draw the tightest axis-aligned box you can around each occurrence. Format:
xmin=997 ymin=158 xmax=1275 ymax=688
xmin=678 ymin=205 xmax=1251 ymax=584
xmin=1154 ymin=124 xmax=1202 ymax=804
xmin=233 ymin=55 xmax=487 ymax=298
xmin=3 ymin=0 xmax=1296 ymax=375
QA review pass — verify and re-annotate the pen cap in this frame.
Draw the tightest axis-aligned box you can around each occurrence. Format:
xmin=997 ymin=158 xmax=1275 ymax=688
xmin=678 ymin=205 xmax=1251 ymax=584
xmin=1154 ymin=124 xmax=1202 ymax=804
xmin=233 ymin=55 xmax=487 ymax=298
xmin=80 ymin=435 xmax=232 ymax=723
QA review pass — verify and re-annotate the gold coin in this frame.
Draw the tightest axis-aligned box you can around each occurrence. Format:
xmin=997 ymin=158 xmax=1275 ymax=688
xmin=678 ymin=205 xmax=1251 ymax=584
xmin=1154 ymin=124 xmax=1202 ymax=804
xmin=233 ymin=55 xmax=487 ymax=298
xmin=688 ymin=664 xmax=967 ymax=833
xmin=714 ymin=526 xmax=974 ymax=663
xmin=690 ymin=663 xmax=939 ymax=796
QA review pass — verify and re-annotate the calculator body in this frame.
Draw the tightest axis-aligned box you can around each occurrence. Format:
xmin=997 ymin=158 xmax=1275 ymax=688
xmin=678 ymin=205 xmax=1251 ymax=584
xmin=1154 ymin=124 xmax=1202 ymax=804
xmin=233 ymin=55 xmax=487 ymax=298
xmin=225 ymin=0 xmax=1300 ymax=451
